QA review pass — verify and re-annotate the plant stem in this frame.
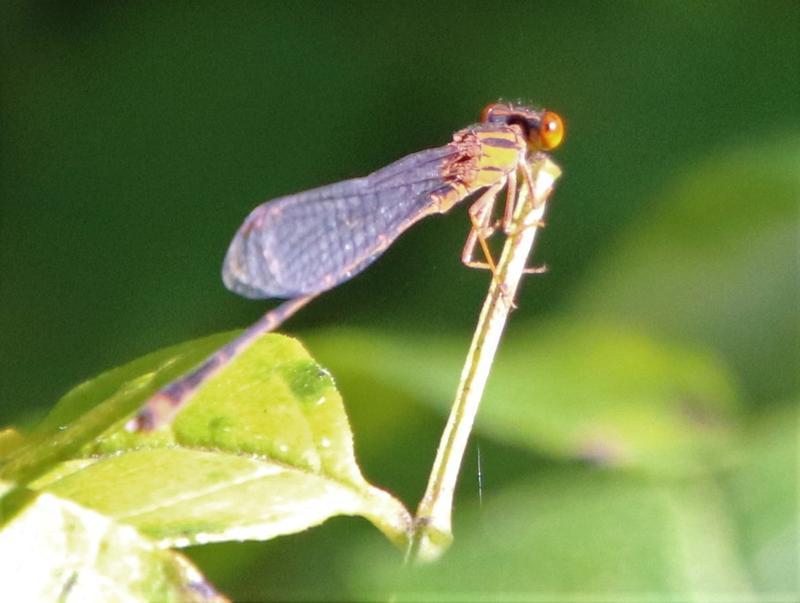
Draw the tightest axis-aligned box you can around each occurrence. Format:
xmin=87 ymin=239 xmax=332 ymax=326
xmin=409 ymin=153 xmax=562 ymax=562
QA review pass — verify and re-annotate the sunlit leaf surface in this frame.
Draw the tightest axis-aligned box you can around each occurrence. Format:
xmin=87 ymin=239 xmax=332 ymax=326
xmin=23 ymin=334 xmax=411 ymax=550
xmin=0 ymin=484 xmax=227 ymax=603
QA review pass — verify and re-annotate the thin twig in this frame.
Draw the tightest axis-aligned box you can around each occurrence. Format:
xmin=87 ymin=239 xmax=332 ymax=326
xmin=409 ymin=153 xmax=562 ymax=562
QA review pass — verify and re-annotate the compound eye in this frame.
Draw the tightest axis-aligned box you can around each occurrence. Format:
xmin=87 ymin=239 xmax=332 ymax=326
xmin=537 ymin=110 xmax=565 ymax=150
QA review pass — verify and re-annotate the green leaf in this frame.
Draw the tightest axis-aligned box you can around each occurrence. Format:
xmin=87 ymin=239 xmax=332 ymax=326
xmin=0 ymin=428 xmax=24 ymax=460
xmin=723 ymin=403 xmax=799 ymax=594
xmin=307 ymin=321 xmax=741 ymax=474
xmin=0 ymin=483 xmax=227 ymax=602
xmin=38 ymin=446 xmax=409 ymax=549
xmin=344 ymin=403 xmax=799 ymax=601
xmin=573 ymin=136 xmax=800 ymax=403
xmin=346 ymin=470 xmax=755 ymax=601
xmin=28 ymin=333 xmax=412 ymax=550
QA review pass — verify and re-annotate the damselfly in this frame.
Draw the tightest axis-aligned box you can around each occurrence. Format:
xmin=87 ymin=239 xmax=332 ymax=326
xmin=132 ymin=102 xmax=564 ymax=430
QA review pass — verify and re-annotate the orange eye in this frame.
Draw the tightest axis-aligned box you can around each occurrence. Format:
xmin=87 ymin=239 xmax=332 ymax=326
xmin=537 ymin=110 xmax=564 ymax=151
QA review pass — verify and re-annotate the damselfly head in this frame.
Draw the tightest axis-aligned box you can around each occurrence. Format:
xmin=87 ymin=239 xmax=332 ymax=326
xmin=480 ymin=102 xmax=564 ymax=152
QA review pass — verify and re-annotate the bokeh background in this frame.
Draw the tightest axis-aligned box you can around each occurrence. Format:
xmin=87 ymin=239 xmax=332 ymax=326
xmin=1 ymin=1 xmax=797 ymax=600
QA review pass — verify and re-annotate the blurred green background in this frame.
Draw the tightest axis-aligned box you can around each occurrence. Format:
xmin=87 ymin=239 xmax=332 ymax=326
xmin=1 ymin=1 xmax=797 ymax=601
